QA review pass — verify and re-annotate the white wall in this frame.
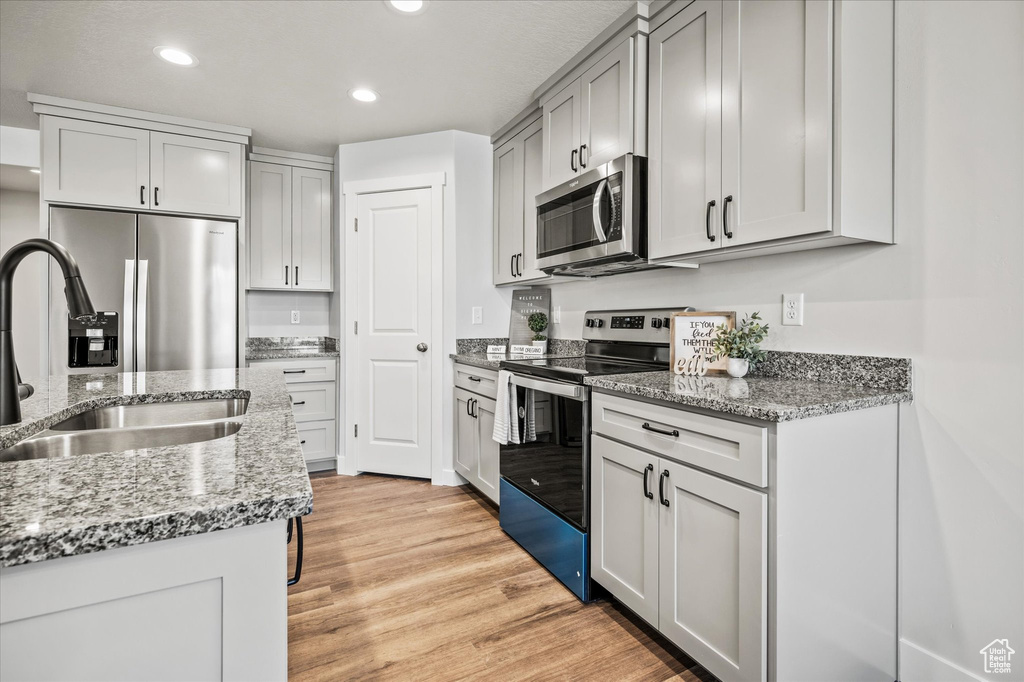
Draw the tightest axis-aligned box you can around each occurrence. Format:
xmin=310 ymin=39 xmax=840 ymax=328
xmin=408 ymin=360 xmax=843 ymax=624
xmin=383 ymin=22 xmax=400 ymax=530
xmin=462 ymin=3 xmax=1021 ymax=679
xmin=332 ymin=130 xmax=494 ymax=482
xmin=0 ymin=189 xmax=44 ymax=379
xmin=245 ymin=291 xmax=331 ymax=338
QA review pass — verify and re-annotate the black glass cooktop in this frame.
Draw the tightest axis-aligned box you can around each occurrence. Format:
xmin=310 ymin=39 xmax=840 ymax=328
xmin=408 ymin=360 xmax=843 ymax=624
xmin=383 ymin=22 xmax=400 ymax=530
xmin=500 ymin=356 xmax=665 ymax=383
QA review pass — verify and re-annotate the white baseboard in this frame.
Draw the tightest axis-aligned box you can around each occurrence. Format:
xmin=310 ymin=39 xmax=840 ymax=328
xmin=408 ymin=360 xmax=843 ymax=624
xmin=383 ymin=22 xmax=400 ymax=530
xmin=438 ymin=469 xmax=468 ymax=487
xmin=899 ymin=639 xmax=986 ymax=682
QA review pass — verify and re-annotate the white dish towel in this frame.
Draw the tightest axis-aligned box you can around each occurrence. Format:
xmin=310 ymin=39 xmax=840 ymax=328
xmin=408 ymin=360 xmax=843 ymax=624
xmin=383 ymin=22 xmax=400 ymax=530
xmin=492 ymin=370 xmax=520 ymax=445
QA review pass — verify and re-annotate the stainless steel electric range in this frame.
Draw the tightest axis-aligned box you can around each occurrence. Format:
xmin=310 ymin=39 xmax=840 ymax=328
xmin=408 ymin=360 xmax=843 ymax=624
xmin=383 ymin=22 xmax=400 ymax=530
xmin=497 ymin=307 xmax=692 ymax=601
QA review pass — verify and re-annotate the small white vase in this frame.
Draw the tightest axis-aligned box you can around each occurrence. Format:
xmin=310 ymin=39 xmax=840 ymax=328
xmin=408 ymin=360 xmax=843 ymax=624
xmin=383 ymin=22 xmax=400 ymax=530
xmin=532 ymin=340 xmax=548 ymax=354
xmin=726 ymin=358 xmax=749 ymax=378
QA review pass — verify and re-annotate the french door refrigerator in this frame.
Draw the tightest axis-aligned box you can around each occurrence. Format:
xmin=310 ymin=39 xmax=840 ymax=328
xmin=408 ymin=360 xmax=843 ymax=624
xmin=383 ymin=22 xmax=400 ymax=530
xmin=48 ymin=206 xmax=237 ymax=375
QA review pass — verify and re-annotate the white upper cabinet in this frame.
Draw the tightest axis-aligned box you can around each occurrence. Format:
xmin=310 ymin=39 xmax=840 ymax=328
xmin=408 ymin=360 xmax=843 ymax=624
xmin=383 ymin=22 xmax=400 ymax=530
xmin=248 ymin=160 xmax=333 ymax=291
xmin=579 ymin=37 xmax=634 ymax=171
xmin=291 ymin=167 xmax=333 ymax=291
xmin=150 ymin=132 xmax=242 ymax=217
xmin=649 ymin=0 xmax=893 ymax=263
xmin=41 ymin=117 xmax=150 ymax=210
xmin=720 ymin=0 xmax=832 ymax=247
xmin=248 ymin=161 xmax=291 ymax=289
xmin=648 ymin=1 xmax=724 ymax=259
xmin=493 ymin=117 xmax=549 ymax=286
xmin=40 ymin=116 xmax=244 ymax=218
xmin=541 ymin=36 xmax=637 ymax=192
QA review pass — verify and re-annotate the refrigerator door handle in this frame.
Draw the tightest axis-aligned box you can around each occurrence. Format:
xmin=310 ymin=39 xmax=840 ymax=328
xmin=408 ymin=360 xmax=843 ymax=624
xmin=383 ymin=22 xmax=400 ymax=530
xmin=123 ymin=260 xmax=135 ymax=371
xmin=136 ymin=259 xmax=149 ymax=372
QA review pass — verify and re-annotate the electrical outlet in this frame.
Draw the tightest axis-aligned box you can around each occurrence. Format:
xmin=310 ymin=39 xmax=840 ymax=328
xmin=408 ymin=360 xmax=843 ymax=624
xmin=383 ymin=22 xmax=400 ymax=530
xmin=782 ymin=293 xmax=804 ymax=326
xmin=471 ymin=307 xmax=483 ymax=325
xmin=290 ymin=310 xmax=300 ymax=324
xmin=553 ymin=306 xmax=561 ymax=324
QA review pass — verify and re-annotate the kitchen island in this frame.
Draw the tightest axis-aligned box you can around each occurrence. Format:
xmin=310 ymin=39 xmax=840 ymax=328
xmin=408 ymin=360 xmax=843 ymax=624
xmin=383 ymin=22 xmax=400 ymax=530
xmin=0 ymin=367 xmax=312 ymax=682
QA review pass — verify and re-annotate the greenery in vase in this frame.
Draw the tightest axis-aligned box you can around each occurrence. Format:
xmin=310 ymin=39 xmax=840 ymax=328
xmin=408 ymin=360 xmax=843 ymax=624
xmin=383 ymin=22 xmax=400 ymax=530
xmin=527 ymin=312 xmax=549 ymax=341
xmin=712 ymin=312 xmax=769 ymax=367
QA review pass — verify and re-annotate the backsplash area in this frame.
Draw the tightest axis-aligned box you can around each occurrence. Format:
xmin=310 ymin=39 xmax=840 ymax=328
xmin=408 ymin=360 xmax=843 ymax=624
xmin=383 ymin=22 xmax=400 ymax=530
xmin=247 ymin=291 xmax=331 ymax=337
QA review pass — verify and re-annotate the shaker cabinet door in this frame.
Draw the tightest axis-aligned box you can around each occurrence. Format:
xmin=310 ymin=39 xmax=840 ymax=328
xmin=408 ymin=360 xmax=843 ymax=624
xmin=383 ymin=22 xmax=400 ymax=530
xmin=720 ymin=0 xmax=832 ymax=246
xmin=150 ymin=132 xmax=242 ymax=217
xmin=454 ymin=388 xmax=479 ymax=482
xmin=492 ymin=138 xmax=524 ymax=286
xmin=579 ymin=37 xmax=634 ymax=172
xmin=41 ymin=117 xmax=150 ymax=210
xmin=248 ymin=162 xmax=292 ymax=289
xmin=648 ymin=0 xmax=724 ymax=259
xmin=541 ymin=79 xmax=581 ymax=191
xmin=659 ymin=458 xmax=767 ymax=682
xmin=518 ymin=119 xmax=548 ymax=282
xmin=291 ymin=167 xmax=333 ymax=291
xmin=474 ymin=395 xmax=500 ymax=505
xmin=590 ymin=435 xmax=660 ymax=628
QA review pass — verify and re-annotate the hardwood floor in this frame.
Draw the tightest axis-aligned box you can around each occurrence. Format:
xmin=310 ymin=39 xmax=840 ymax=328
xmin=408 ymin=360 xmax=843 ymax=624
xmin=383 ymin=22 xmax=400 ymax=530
xmin=287 ymin=473 xmax=716 ymax=681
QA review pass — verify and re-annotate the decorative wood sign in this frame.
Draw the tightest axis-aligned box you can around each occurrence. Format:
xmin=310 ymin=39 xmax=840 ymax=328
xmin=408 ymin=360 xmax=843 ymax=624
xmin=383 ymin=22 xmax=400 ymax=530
xmin=670 ymin=311 xmax=736 ymax=376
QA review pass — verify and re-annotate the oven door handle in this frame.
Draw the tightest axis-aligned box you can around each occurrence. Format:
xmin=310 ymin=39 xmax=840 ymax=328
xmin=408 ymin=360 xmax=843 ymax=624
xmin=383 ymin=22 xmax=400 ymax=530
xmin=592 ymin=178 xmax=609 ymax=243
xmin=510 ymin=375 xmax=584 ymax=401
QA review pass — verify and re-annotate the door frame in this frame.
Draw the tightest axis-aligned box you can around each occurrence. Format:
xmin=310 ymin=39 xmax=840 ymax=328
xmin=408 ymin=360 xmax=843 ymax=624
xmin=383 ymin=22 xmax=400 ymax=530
xmin=341 ymin=172 xmax=446 ymax=484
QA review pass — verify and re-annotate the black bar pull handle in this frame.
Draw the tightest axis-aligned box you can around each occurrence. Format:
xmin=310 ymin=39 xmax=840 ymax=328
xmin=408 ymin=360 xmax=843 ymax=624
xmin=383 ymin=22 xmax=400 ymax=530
xmin=467 ymin=376 xmax=482 ymax=382
xmin=140 ymin=185 xmax=146 ymax=205
xmin=723 ymin=194 xmax=734 ymax=238
xmin=287 ymin=517 xmax=304 ymax=586
xmin=294 ymin=266 xmax=298 ymax=284
xmin=292 ymin=400 xmax=306 ymax=406
xmin=705 ymin=199 xmax=717 ymax=242
xmin=510 ymin=255 xmax=516 ymax=278
xmin=517 ymin=253 xmax=523 ymax=277
xmin=154 ymin=187 xmax=159 ymax=206
xmin=285 ymin=265 xmax=289 ymax=286
xmin=643 ymin=463 xmax=654 ymax=499
xmin=300 ymin=440 xmax=306 ymax=444
xmin=571 ymin=148 xmax=578 ymax=173
xmin=659 ymin=470 xmax=670 ymax=507
xmin=467 ymin=398 xmax=472 ymax=416
xmin=283 ymin=369 xmax=306 ymax=374
xmin=472 ymin=398 xmax=478 ymax=418
xmin=579 ymin=144 xmax=587 ymax=168
xmin=642 ymin=422 xmax=680 ymax=438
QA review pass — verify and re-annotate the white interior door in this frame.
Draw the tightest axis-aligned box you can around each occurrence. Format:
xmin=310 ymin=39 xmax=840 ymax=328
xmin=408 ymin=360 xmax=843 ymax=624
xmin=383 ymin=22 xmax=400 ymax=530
xmin=354 ymin=188 xmax=433 ymax=478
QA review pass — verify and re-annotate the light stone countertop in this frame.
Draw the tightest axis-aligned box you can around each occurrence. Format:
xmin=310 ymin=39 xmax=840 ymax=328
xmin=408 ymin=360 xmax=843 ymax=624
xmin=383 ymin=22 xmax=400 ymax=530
xmin=0 ymin=368 xmax=313 ymax=568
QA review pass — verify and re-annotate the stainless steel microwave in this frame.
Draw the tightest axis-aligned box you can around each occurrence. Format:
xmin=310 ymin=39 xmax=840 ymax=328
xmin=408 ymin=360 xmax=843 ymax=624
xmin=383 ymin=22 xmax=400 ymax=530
xmin=534 ymin=153 xmax=653 ymax=277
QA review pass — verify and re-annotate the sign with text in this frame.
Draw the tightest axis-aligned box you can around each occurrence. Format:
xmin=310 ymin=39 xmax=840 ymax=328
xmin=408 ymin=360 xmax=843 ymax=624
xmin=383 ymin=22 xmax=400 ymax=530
xmin=510 ymin=344 xmax=544 ymax=356
xmin=670 ymin=311 xmax=736 ymax=376
xmin=486 ymin=345 xmax=507 ymax=354
xmin=509 ymin=288 xmax=551 ymax=347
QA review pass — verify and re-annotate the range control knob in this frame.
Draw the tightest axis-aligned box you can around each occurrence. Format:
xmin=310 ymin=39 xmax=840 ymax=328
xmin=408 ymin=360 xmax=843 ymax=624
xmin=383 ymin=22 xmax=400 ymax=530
xmin=596 ymin=319 xmax=604 ymax=328
xmin=651 ymin=318 xmax=663 ymax=329
xmin=662 ymin=317 xmax=671 ymax=328
xmin=585 ymin=319 xmax=595 ymax=328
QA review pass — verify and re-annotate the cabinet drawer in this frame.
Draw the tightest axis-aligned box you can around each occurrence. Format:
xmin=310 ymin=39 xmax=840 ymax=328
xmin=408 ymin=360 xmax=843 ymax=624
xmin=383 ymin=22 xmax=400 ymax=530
xmin=454 ymin=364 xmax=498 ymax=399
xmin=249 ymin=358 xmax=337 ymax=383
xmin=592 ymin=393 xmax=767 ymax=487
xmin=296 ymin=419 xmax=336 ymax=462
xmin=287 ymin=382 xmax=336 ymax=423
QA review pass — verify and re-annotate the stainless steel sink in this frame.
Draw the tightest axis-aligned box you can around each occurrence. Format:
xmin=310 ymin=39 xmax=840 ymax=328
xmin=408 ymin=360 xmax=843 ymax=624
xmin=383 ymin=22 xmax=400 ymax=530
xmin=0 ymin=398 xmax=249 ymax=463
xmin=1 ymin=420 xmax=243 ymax=462
xmin=49 ymin=398 xmax=249 ymax=431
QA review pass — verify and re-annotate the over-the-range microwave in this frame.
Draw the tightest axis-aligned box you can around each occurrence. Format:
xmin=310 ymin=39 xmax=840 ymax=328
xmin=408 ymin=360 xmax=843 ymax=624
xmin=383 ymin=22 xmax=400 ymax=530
xmin=534 ymin=153 xmax=657 ymax=277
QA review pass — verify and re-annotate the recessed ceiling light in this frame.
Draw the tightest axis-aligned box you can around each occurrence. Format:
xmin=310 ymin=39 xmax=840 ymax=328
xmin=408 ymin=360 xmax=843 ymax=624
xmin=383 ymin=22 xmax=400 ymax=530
xmin=387 ymin=0 xmax=427 ymax=14
xmin=349 ymin=88 xmax=379 ymax=103
xmin=29 ymin=168 xmax=40 ymax=174
xmin=154 ymin=46 xmax=198 ymax=67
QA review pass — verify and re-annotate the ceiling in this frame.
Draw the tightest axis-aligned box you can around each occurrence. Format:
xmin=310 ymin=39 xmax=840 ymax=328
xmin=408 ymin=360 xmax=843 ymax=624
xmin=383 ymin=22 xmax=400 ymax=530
xmin=0 ymin=164 xmax=40 ymax=192
xmin=0 ymin=0 xmax=635 ymax=155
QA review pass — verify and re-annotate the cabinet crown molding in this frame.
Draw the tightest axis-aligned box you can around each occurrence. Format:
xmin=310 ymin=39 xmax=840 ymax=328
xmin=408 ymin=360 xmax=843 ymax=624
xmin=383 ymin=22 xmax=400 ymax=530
xmin=29 ymin=93 xmax=252 ymax=146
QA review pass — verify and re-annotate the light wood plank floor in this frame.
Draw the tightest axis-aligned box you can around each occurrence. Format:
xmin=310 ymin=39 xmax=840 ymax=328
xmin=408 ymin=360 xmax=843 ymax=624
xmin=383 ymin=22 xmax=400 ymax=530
xmin=287 ymin=473 xmax=716 ymax=681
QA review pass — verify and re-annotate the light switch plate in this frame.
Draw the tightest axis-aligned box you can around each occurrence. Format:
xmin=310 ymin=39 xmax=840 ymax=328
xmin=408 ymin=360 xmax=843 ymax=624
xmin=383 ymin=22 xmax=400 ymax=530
xmin=290 ymin=310 xmax=300 ymax=324
xmin=782 ymin=293 xmax=804 ymax=326
xmin=553 ymin=306 xmax=561 ymax=324
xmin=471 ymin=307 xmax=482 ymax=325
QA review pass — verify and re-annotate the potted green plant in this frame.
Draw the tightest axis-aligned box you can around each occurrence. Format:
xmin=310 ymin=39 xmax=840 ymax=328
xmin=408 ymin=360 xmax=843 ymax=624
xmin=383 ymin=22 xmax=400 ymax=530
xmin=711 ymin=311 xmax=769 ymax=378
xmin=527 ymin=312 xmax=549 ymax=353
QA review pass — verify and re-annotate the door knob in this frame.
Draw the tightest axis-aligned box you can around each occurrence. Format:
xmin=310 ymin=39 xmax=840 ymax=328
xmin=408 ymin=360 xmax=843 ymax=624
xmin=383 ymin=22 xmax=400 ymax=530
xmin=417 ymin=343 xmax=428 ymax=352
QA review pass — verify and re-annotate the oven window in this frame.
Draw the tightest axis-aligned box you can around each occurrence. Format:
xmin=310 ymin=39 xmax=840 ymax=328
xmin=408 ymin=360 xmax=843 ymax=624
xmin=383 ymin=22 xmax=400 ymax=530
xmin=499 ymin=387 xmax=587 ymax=529
xmin=537 ymin=171 xmax=622 ymax=259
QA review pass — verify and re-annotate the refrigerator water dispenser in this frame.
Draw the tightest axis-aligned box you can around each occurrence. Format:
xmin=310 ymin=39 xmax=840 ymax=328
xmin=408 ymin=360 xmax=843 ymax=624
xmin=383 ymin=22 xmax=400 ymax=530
xmin=67 ymin=312 xmax=118 ymax=368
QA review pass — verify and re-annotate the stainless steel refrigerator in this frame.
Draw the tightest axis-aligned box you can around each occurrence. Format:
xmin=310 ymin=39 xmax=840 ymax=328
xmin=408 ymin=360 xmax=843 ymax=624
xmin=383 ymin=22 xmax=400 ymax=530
xmin=48 ymin=206 xmax=237 ymax=375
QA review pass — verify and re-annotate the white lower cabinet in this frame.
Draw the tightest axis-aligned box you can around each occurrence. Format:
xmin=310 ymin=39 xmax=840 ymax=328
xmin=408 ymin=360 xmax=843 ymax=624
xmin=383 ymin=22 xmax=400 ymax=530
xmin=453 ymin=362 xmax=500 ymax=504
xmin=592 ymin=435 xmax=766 ymax=682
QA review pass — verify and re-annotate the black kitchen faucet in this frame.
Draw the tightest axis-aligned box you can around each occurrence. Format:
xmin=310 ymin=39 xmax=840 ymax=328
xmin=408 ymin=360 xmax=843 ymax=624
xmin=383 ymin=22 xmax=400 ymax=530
xmin=0 ymin=238 xmax=95 ymax=426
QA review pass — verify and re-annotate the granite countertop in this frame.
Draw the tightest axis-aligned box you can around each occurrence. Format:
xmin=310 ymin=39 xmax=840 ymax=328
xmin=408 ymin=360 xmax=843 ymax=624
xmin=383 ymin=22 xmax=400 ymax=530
xmin=0 ymin=368 xmax=313 ymax=568
xmin=245 ymin=336 xmax=339 ymax=361
xmin=585 ymin=371 xmax=913 ymax=422
xmin=450 ymin=352 xmax=574 ymax=370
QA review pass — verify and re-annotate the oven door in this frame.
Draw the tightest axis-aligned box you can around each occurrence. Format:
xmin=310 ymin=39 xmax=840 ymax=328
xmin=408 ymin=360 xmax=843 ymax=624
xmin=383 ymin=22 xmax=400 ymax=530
xmin=534 ymin=154 xmax=642 ymax=272
xmin=499 ymin=374 xmax=590 ymax=530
